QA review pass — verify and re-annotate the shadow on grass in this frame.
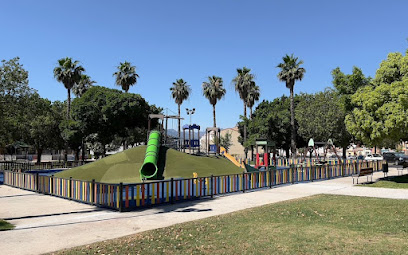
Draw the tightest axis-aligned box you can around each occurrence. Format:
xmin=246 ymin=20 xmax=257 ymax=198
xmin=378 ymin=174 xmax=408 ymax=183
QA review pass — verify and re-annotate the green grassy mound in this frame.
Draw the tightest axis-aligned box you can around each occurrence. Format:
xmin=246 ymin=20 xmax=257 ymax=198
xmin=55 ymin=146 xmax=243 ymax=183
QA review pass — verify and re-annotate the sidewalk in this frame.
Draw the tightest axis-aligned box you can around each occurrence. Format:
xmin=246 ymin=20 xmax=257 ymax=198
xmin=1 ymin=168 xmax=407 ymax=255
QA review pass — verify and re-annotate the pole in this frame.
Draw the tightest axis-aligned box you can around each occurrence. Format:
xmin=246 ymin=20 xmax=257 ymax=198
xmin=119 ymin=182 xmax=123 ymax=212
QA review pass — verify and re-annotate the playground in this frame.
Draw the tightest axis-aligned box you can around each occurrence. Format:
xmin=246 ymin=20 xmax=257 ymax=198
xmin=54 ymin=114 xmax=244 ymax=184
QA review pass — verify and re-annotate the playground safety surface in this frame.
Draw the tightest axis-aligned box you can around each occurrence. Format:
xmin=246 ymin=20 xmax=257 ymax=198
xmin=1 ymin=167 xmax=408 ymax=255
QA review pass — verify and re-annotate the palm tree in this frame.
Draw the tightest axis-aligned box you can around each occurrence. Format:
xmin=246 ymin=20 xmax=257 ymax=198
xmin=232 ymin=67 xmax=254 ymax=158
xmin=170 ymin=79 xmax=191 ymax=139
xmin=72 ymin=74 xmax=96 ymax=98
xmin=232 ymin=67 xmax=254 ymax=118
xmin=246 ymin=81 xmax=260 ymax=119
xmin=277 ymin=54 xmax=306 ymax=158
xmin=54 ymin=57 xmax=85 ymax=119
xmin=113 ymin=61 xmax=139 ymax=92
xmin=202 ymin=76 xmax=226 ymax=127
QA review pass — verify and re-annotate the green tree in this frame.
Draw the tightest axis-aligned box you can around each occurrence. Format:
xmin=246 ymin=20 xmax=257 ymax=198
xmin=72 ymin=74 xmax=95 ymax=98
xmin=346 ymin=49 xmax=408 ymax=147
xmin=373 ymin=51 xmax=408 ymax=85
xmin=277 ymin=54 xmax=306 ymax=157
xmin=0 ymin=57 xmax=33 ymax=149
xmin=170 ymin=79 xmax=191 ymax=139
xmin=332 ymin=66 xmax=370 ymax=112
xmin=53 ymin=57 xmax=85 ymax=119
xmin=71 ymin=86 xmax=160 ymax=157
xmin=346 ymin=80 xmax=408 ymax=147
xmin=295 ymin=90 xmax=349 ymax=157
xmin=220 ymin=132 xmax=233 ymax=153
xmin=27 ymin=94 xmax=63 ymax=163
xmin=202 ymin=76 xmax=226 ymax=127
xmin=232 ymin=67 xmax=254 ymax=118
xmin=113 ymin=61 xmax=139 ymax=93
xmin=331 ymin=66 xmax=370 ymax=156
xmin=238 ymin=96 xmax=306 ymax=158
xmin=246 ymin=81 xmax=260 ymax=119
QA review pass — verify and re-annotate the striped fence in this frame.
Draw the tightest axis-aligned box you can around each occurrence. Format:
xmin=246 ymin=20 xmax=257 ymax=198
xmin=0 ymin=161 xmax=89 ymax=171
xmin=3 ymin=160 xmax=385 ymax=211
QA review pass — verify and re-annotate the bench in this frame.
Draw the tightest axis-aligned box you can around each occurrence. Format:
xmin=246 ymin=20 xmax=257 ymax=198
xmin=352 ymin=167 xmax=373 ymax=184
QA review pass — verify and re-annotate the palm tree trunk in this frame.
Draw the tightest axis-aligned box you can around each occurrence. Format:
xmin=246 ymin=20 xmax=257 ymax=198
xmin=213 ymin=104 xmax=216 ymax=127
xmin=243 ymin=102 xmax=247 ymax=156
xmin=250 ymin=107 xmax=253 ymax=119
xmin=178 ymin=104 xmax=181 ymax=139
xmin=67 ymin=88 xmax=71 ymax=120
xmin=289 ymin=84 xmax=296 ymax=159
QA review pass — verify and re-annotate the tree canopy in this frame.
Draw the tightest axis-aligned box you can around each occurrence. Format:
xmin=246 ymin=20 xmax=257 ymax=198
xmin=346 ymin=49 xmax=408 ymax=147
xmin=295 ymin=90 xmax=349 ymax=152
xmin=71 ymin=86 xmax=161 ymax=156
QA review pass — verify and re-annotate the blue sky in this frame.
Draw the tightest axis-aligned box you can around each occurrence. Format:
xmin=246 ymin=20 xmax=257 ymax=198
xmin=1 ymin=1 xmax=407 ymax=130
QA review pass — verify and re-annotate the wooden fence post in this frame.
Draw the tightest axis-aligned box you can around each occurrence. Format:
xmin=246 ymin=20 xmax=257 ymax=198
xmin=242 ymin=172 xmax=246 ymax=193
xmin=92 ymin=179 xmax=96 ymax=205
xmin=36 ymin=173 xmax=39 ymax=192
xmin=211 ymin=175 xmax=214 ymax=198
xmin=327 ymin=165 xmax=331 ymax=180
xmin=69 ymin=177 xmax=72 ymax=200
xmin=291 ymin=165 xmax=295 ymax=184
xmin=119 ymin=182 xmax=123 ymax=212
xmin=170 ymin=178 xmax=174 ymax=204
xmin=269 ymin=169 xmax=272 ymax=188
xmin=50 ymin=175 xmax=54 ymax=195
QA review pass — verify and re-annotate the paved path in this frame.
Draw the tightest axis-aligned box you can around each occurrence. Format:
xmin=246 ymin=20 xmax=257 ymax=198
xmin=1 ymin=167 xmax=408 ymax=255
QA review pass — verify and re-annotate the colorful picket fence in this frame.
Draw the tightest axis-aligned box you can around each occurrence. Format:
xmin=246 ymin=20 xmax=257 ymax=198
xmin=272 ymin=158 xmax=361 ymax=167
xmin=0 ymin=161 xmax=89 ymax=171
xmin=3 ymin=160 xmax=385 ymax=211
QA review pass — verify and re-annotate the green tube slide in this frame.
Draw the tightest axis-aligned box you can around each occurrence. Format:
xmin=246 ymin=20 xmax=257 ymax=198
xmin=140 ymin=131 xmax=161 ymax=179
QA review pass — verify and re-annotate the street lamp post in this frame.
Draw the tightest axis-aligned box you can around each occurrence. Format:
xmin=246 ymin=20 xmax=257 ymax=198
xmin=186 ymin=108 xmax=195 ymax=126
xmin=186 ymin=108 xmax=195 ymax=153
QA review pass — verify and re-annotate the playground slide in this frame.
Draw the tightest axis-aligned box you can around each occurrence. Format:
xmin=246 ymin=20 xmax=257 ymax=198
xmin=140 ymin=131 xmax=161 ymax=179
xmin=220 ymin=146 xmax=245 ymax=169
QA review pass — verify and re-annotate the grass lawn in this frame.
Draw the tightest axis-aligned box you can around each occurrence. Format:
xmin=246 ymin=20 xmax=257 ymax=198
xmin=0 ymin=220 xmax=14 ymax=231
xmin=365 ymin=174 xmax=408 ymax=189
xmin=55 ymin=146 xmax=242 ymax=183
xmin=54 ymin=195 xmax=408 ymax=254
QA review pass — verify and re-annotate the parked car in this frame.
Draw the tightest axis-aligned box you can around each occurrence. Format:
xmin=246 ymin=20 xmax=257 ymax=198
xmin=347 ymin=155 xmax=356 ymax=160
xmin=383 ymin=152 xmax=397 ymax=162
xmin=364 ymin=154 xmax=383 ymax=161
xmin=395 ymin=153 xmax=408 ymax=165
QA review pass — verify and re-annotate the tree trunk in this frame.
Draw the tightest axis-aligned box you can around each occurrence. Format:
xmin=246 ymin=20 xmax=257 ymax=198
xmin=64 ymin=146 xmax=68 ymax=162
xmin=342 ymin=146 xmax=347 ymax=159
xmin=82 ymin=140 xmax=86 ymax=162
xmin=75 ymin=149 xmax=80 ymax=161
xmin=289 ymin=84 xmax=296 ymax=159
xmin=285 ymin=147 xmax=290 ymax=158
xmin=67 ymin=88 xmax=71 ymax=120
xmin=178 ymin=104 xmax=181 ymax=139
xmin=243 ymin=102 xmax=247 ymax=158
xmin=250 ymin=107 xmax=253 ymax=119
xmin=36 ymin=148 xmax=42 ymax=164
xmin=103 ymin=144 xmax=106 ymax=158
xmin=213 ymin=104 xmax=216 ymax=127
